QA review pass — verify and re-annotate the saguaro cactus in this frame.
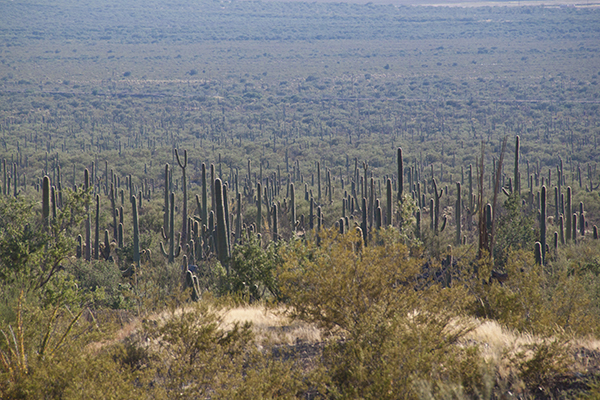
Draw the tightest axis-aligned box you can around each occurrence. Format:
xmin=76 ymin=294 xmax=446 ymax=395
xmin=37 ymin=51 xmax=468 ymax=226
xmin=361 ymin=197 xmax=368 ymax=244
xmin=235 ymin=192 xmax=242 ymax=244
xmin=386 ymin=178 xmax=392 ymax=226
xmin=432 ymin=178 xmax=443 ymax=233
xmin=397 ymin=147 xmax=403 ymax=202
xmin=514 ymin=135 xmax=520 ymax=195
xmin=272 ymin=203 xmax=279 ymax=241
xmin=42 ymin=175 xmax=50 ymax=229
xmin=175 ymin=149 xmax=188 ymax=244
xmin=94 ymin=194 xmax=100 ymax=260
xmin=566 ymin=187 xmax=572 ymax=242
xmin=256 ymin=182 xmax=262 ymax=234
xmin=201 ymin=163 xmax=208 ymax=226
xmin=163 ymin=163 xmax=170 ymax=236
xmin=415 ymin=208 xmax=421 ymax=239
xmin=317 ymin=162 xmax=322 ymax=202
xmin=540 ymin=185 xmax=547 ymax=265
xmin=160 ymin=192 xmax=181 ymax=263
xmin=132 ymin=195 xmax=140 ymax=267
xmin=534 ymin=242 xmax=542 ymax=265
xmin=455 ymin=182 xmax=462 ymax=245
xmin=290 ymin=182 xmax=296 ymax=232
xmin=214 ymin=178 xmax=230 ymax=271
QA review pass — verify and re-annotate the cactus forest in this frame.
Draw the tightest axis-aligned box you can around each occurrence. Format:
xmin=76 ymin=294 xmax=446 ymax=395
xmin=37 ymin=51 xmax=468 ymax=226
xmin=1 ymin=0 xmax=600 ymax=398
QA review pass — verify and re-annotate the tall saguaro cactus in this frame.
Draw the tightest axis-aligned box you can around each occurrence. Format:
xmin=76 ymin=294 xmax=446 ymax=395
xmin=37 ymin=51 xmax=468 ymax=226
xmin=163 ymin=163 xmax=170 ymax=237
xmin=214 ymin=178 xmax=230 ymax=271
xmin=42 ymin=175 xmax=50 ymax=230
xmin=201 ymin=163 xmax=208 ymax=226
xmin=540 ymin=185 xmax=547 ymax=265
xmin=256 ymin=182 xmax=262 ymax=234
xmin=290 ymin=182 xmax=296 ymax=232
xmin=455 ymin=182 xmax=462 ymax=245
xmin=94 ymin=194 xmax=100 ymax=260
xmin=132 ymin=195 xmax=140 ymax=267
xmin=175 ymin=149 xmax=188 ymax=244
xmin=397 ymin=147 xmax=403 ymax=202
xmin=566 ymin=186 xmax=572 ymax=243
xmin=160 ymin=192 xmax=181 ymax=263
xmin=432 ymin=178 xmax=443 ymax=233
xmin=514 ymin=135 xmax=520 ymax=195
xmin=386 ymin=178 xmax=392 ymax=226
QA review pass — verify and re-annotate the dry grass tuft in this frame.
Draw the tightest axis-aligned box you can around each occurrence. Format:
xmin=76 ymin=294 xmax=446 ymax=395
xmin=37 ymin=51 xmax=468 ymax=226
xmin=221 ymin=305 xmax=321 ymax=346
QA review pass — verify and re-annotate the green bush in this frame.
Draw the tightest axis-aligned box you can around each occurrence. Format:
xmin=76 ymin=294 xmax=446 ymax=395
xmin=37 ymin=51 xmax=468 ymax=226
xmin=221 ymin=232 xmax=281 ymax=302
xmin=278 ymin=228 xmax=484 ymax=398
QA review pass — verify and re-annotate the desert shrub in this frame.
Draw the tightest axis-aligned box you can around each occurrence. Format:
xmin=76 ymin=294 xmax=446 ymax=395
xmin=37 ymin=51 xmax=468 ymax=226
xmin=278 ymin=228 xmax=484 ymax=398
xmin=220 ymin=232 xmax=281 ymax=302
xmin=468 ymin=245 xmax=600 ymax=336
xmin=0 ymin=190 xmax=86 ymax=293
xmin=67 ymin=259 xmax=130 ymax=309
xmin=493 ymin=192 xmax=537 ymax=268
xmin=0 ymin=292 xmax=141 ymax=399
xmin=140 ymin=301 xmax=254 ymax=398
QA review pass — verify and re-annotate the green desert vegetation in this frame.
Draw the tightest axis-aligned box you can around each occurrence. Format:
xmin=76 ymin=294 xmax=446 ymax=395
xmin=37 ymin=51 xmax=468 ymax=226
xmin=2 ymin=0 xmax=600 ymax=398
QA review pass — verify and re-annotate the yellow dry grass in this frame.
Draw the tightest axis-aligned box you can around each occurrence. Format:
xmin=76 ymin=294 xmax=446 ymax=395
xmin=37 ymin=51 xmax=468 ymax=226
xmin=220 ymin=305 xmax=321 ymax=346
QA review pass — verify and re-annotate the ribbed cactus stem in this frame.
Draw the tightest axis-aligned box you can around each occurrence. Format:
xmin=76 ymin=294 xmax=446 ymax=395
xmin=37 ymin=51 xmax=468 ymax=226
xmin=94 ymin=194 xmax=100 ymax=260
xmin=317 ymin=162 xmax=321 ymax=202
xmin=468 ymin=164 xmax=473 ymax=210
xmin=397 ymin=147 xmax=403 ymax=202
xmin=327 ymin=168 xmax=332 ymax=204
xmin=118 ymin=222 xmax=124 ymax=248
xmin=317 ymin=206 xmax=323 ymax=232
xmin=272 ymin=203 xmax=279 ymax=241
xmin=514 ymin=135 xmax=520 ymax=194
xmin=554 ymin=187 xmax=559 ymax=222
xmin=201 ymin=163 xmax=208 ymax=225
xmin=160 ymin=192 xmax=181 ymax=263
xmin=361 ymin=197 xmax=367 ymax=244
xmin=76 ymin=234 xmax=82 ymax=258
xmin=309 ymin=197 xmax=314 ymax=230
xmin=132 ymin=195 xmax=140 ymax=266
xmin=566 ymin=187 xmax=572 ymax=242
xmin=175 ymin=149 xmax=188 ymax=244
xmin=163 ymin=163 xmax=170 ymax=237
xmin=386 ymin=178 xmax=392 ymax=226
xmin=290 ymin=182 xmax=296 ymax=232
xmin=415 ymin=208 xmax=421 ymax=239
xmin=433 ymin=178 xmax=443 ymax=233
xmin=42 ymin=175 xmax=50 ymax=229
xmin=456 ymin=182 xmax=461 ymax=245
xmin=579 ymin=201 xmax=585 ymax=237
xmin=559 ymin=214 xmax=565 ymax=244
xmin=429 ymin=198 xmax=434 ymax=231
xmin=85 ymin=213 xmax=91 ymax=261
xmin=534 ymin=241 xmax=542 ymax=265
xmin=103 ymin=230 xmax=110 ymax=260
xmin=110 ymin=184 xmax=117 ymax=238
xmin=215 ymin=178 xmax=230 ymax=271
xmin=256 ymin=182 xmax=262 ymax=234
xmin=485 ymin=203 xmax=493 ymax=248
xmin=235 ymin=192 xmax=242 ymax=244
xmin=540 ymin=185 xmax=546 ymax=264
xmin=84 ymin=168 xmax=89 ymax=192
xmin=223 ymin=183 xmax=231 ymax=256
